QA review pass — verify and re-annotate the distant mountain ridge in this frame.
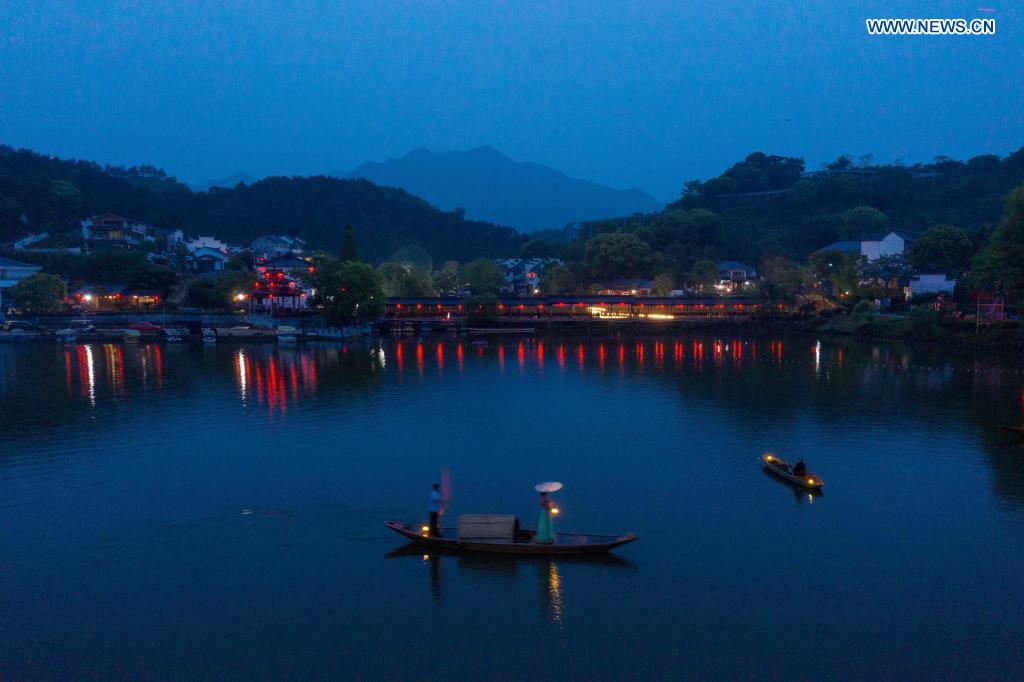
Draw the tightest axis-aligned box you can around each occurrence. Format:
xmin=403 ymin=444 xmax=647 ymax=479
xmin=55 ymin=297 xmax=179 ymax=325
xmin=337 ymin=146 xmax=663 ymax=232
xmin=189 ymin=171 xmax=261 ymax=192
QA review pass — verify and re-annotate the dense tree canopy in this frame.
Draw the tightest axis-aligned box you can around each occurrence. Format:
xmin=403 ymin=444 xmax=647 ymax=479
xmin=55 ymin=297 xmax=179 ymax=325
xmin=909 ymin=224 xmax=974 ymax=274
xmin=971 ymin=186 xmax=1024 ymax=294
xmin=10 ymin=273 xmax=66 ymax=312
xmin=540 ymin=263 xmax=576 ymax=294
xmin=462 ymin=258 xmax=506 ymax=295
xmin=583 ymin=232 xmax=653 ymax=280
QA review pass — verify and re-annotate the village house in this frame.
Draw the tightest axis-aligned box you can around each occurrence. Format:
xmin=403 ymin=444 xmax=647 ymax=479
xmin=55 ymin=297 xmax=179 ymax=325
xmin=904 ymin=273 xmax=956 ymax=300
xmin=256 ymin=254 xmax=315 ymax=279
xmin=69 ymin=284 xmax=162 ymax=311
xmin=717 ymin=261 xmax=758 ymax=293
xmin=188 ymin=246 xmax=230 ymax=273
xmin=185 ymin=235 xmax=231 ymax=253
xmin=817 ymin=231 xmax=914 ymax=262
xmin=251 ymin=235 xmax=306 ymax=260
xmin=81 ymin=213 xmax=154 ymax=250
xmin=0 ymin=255 xmax=43 ymax=313
xmin=496 ymin=258 xmax=562 ymax=295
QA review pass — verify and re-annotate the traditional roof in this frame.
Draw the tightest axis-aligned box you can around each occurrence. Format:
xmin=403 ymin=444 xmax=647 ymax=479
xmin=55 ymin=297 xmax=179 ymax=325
xmin=73 ymin=283 xmax=128 ymax=295
xmin=262 ymin=255 xmax=310 ymax=269
xmin=816 ymin=241 xmax=861 ymax=253
xmin=0 ymin=256 xmax=42 ymax=270
xmin=718 ymin=261 xmax=757 ymax=273
xmin=599 ymin=278 xmax=655 ymax=289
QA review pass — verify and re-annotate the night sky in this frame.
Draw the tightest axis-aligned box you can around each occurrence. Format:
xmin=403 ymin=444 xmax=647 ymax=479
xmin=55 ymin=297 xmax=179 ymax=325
xmin=1 ymin=0 xmax=1020 ymax=199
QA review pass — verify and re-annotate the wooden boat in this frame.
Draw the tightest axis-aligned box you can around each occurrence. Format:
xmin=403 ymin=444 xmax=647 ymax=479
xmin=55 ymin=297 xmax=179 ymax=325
xmin=999 ymin=425 xmax=1024 ymax=437
xmin=385 ymin=516 xmax=636 ymax=555
xmin=761 ymin=454 xmax=824 ymax=490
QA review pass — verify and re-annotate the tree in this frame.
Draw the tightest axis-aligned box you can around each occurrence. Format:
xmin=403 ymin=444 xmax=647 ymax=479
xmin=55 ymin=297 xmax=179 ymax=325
xmin=339 ymin=224 xmax=359 ymax=262
xmin=540 ymin=263 xmax=576 ymax=294
xmin=185 ymin=271 xmax=253 ymax=309
xmin=689 ymin=259 xmax=719 ymax=293
xmin=649 ymin=209 xmax=723 ymax=251
xmin=376 ymin=261 xmax=434 ymax=297
xmin=850 ymin=300 xmax=876 ymax=333
xmin=49 ymin=180 xmax=82 ymax=225
xmin=125 ymin=263 xmax=177 ymax=291
xmin=910 ymin=224 xmax=974 ymax=274
xmin=971 ymin=185 xmax=1024 ymax=293
xmin=757 ymin=256 xmax=804 ymax=308
xmin=583 ymin=232 xmax=653 ymax=280
xmin=311 ymin=260 xmax=385 ymax=322
xmin=82 ymin=249 xmax=146 ymax=283
xmin=432 ymin=261 xmax=461 ymax=295
xmin=11 ymin=273 xmax=66 ymax=312
xmin=652 ymin=273 xmax=675 ymax=296
xmin=462 ymin=258 xmax=506 ymax=295
xmin=840 ymin=206 xmax=889 ymax=239
xmin=0 ymin=193 xmax=24 ymax=240
xmin=522 ymin=239 xmax=555 ymax=258
xmin=390 ymin=245 xmax=433 ymax=273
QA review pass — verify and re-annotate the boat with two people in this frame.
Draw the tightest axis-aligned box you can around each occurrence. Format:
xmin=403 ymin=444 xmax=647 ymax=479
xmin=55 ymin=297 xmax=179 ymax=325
xmin=385 ymin=481 xmax=636 ymax=555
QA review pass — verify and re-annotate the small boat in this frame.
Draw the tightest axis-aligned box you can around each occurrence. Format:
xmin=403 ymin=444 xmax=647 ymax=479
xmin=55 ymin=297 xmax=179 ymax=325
xmin=761 ymin=454 xmax=824 ymax=490
xmin=385 ymin=516 xmax=636 ymax=555
xmin=999 ymin=425 xmax=1024 ymax=437
xmin=470 ymin=339 xmax=489 ymax=348
xmin=277 ymin=325 xmax=298 ymax=344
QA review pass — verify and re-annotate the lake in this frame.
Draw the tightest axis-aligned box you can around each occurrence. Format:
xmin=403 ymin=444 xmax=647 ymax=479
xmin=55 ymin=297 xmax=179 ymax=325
xmin=2 ymin=334 xmax=1023 ymax=680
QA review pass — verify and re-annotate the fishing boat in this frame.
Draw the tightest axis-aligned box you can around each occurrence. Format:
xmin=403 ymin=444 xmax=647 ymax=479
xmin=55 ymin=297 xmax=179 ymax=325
xmin=385 ymin=515 xmax=636 ymax=555
xmin=761 ymin=453 xmax=824 ymax=490
xmin=999 ymin=425 xmax=1024 ymax=437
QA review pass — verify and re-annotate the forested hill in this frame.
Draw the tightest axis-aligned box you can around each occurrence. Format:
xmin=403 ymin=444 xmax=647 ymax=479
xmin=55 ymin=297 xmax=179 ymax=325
xmin=574 ymin=149 xmax=1024 ymax=267
xmin=0 ymin=145 xmax=524 ymax=262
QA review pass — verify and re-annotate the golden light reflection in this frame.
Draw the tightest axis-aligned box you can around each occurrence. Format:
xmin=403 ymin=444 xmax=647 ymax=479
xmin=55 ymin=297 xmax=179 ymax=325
xmin=547 ymin=561 xmax=564 ymax=625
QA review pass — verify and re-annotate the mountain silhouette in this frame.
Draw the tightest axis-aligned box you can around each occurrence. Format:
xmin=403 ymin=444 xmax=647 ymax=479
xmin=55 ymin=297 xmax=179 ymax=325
xmin=338 ymin=146 xmax=663 ymax=231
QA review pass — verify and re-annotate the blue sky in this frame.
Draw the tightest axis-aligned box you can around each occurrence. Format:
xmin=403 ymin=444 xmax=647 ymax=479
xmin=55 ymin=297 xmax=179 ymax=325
xmin=0 ymin=1 xmax=1020 ymax=199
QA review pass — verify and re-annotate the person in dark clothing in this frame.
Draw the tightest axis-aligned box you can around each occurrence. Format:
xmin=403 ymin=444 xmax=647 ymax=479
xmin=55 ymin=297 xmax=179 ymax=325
xmin=792 ymin=459 xmax=807 ymax=477
xmin=428 ymin=483 xmax=444 ymax=537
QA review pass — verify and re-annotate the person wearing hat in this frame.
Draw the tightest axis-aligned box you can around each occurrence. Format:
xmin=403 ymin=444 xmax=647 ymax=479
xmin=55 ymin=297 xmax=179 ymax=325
xmin=535 ymin=489 xmax=557 ymax=543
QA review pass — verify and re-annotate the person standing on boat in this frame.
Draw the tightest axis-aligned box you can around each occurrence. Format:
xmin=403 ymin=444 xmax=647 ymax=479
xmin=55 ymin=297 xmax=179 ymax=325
xmin=535 ymin=492 xmax=556 ymax=544
xmin=428 ymin=483 xmax=445 ymax=537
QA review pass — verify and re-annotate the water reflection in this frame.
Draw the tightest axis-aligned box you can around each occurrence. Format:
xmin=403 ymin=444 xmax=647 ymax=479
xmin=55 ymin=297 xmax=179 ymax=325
xmin=2 ymin=335 xmax=1024 ymax=509
xmin=386 ymin=542 xmax=635 ymax=625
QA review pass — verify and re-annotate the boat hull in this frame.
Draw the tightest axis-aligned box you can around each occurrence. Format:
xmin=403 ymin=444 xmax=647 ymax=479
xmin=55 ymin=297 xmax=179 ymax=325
xmin=762 ymin=455 xmax=824 ymax=490
xmin=384 ymin=521 xmax=636 ymax=555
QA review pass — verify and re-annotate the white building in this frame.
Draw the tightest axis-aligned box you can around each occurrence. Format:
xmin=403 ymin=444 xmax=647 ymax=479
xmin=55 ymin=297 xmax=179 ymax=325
xmin=185 ymin=236 xmax=230 ymax=253
xmin=0 ymin=256 xmax=44 ymax=315
xmin=818 ymin=231 xmax=914 ymax=262
xmin=861 ymin=232 xmax=912 ymax=261
xmin=904 ymin=273 xmax=956 ymax=300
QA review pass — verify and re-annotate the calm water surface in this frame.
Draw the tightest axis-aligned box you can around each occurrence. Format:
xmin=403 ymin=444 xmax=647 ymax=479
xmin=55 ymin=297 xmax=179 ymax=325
xmin=2 ymin=334 xmax=1024 ymax=680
